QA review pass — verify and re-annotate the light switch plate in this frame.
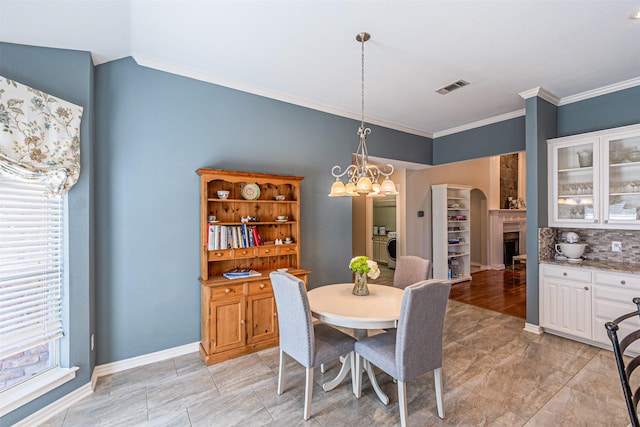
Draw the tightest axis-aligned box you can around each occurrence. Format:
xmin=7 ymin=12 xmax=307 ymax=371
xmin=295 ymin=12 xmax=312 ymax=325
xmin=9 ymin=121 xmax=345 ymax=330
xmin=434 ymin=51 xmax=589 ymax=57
xmin=612 ymin=241 xmax=622 ymax=252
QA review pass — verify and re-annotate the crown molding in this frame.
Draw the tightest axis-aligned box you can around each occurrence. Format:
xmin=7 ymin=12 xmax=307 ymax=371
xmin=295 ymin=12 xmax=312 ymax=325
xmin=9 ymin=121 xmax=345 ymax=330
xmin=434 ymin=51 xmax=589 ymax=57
xmin=559 ymin=76 xmax=640 ymax=105
xmin=518 ymin=87 xmax=560 ymax=105
xmin=433 ymin=109 xmax=526 ymax=138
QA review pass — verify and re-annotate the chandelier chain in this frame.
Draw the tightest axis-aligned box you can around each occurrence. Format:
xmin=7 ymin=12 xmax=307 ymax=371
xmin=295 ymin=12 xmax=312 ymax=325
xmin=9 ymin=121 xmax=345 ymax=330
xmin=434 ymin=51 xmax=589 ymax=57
xmin=361 ymin=35 xmax=365 ymax=128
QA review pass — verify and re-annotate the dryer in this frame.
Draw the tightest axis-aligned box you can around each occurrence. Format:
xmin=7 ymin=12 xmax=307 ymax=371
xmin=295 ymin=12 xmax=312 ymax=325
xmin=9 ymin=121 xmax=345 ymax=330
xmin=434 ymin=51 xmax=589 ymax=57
xmin=386 ymin=232 xmax=397 ymax=269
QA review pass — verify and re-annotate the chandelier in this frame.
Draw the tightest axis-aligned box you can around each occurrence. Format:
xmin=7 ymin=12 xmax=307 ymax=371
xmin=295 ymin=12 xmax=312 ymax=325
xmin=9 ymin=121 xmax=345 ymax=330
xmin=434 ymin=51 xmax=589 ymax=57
xmin=328 ymin=32 xmax=398 ymax=198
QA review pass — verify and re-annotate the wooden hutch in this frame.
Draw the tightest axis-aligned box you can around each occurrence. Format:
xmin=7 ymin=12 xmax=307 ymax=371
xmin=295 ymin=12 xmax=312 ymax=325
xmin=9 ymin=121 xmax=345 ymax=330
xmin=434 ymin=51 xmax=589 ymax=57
xmin=196 ymin=168 xmax=309 ymax=365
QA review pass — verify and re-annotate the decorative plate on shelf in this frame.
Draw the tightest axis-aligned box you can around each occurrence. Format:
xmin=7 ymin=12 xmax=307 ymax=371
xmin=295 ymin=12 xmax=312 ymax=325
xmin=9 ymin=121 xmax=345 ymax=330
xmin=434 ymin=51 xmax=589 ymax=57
xmin=241 ymin=183 xmax=260 ymax=200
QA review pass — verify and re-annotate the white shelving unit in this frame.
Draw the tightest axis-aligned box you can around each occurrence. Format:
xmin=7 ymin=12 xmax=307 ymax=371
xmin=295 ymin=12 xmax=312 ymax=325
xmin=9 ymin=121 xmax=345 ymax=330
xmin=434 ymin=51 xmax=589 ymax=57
xmin=432 ymin=184 xmax=472 ymax=284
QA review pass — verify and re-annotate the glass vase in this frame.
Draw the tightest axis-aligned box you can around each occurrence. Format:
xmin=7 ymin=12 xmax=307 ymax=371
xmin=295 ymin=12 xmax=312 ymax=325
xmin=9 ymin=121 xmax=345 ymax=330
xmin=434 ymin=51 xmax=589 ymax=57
xmin=352 ymin=272 xmax=369 ymax=296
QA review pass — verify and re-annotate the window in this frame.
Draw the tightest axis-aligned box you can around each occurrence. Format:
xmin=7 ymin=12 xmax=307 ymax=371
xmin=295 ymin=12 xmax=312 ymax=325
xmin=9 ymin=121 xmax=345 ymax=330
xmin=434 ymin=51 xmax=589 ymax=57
xmin=0 ymin=176 xmax=74 ymax=415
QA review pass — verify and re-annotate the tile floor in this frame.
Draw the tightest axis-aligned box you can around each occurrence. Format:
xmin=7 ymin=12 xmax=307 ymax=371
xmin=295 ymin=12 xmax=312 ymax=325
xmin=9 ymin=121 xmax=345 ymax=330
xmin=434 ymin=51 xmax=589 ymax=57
xmin=37 ymin=300 xmax=630 ymax=427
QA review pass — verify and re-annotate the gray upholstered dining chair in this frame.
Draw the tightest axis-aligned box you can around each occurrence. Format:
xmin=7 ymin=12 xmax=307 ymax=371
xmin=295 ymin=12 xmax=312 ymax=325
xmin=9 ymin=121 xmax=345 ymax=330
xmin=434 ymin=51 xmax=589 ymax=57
xmin=393 ymin=256 xmax=431 ymax=289
xmin=269 ymin=272 xmax=356 ymax=421
xmin=354 ymin=279 xmax=451 ymax=426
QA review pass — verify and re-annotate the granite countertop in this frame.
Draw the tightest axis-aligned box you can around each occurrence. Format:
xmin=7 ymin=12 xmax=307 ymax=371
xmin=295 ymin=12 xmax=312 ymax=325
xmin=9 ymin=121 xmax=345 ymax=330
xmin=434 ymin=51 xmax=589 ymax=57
xmin=540 ymin=257 xmax=640 ymax=275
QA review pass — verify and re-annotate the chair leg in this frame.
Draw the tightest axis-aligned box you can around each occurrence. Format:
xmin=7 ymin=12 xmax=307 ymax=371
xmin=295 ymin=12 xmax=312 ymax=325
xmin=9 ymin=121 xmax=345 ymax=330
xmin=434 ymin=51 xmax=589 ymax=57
xmin=277 ymin=349 xmax=286 ymax=395
xmin=398 ymin=380 xmax=408 ymax=427
xmin=434 ymin=367 xmax=444 ymax=418
xmin=304 ymin=367 xmax=314 ymax=420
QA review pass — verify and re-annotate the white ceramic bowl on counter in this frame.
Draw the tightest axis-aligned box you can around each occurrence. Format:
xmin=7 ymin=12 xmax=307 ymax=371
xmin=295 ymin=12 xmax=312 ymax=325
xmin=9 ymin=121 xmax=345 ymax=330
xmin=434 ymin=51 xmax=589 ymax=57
xmin=555 ymin=243 xmax=587 ymax=259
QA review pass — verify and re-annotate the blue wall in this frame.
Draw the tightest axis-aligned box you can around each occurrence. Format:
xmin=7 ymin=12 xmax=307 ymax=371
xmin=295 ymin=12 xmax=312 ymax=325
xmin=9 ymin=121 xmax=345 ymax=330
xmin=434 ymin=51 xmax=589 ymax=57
xmin=93 ymin=57 xmax=432 ymax=364
xmin=0 ymin=43 xmax=95 ymax=425
xmin=524 ymin=97 xmax=557 ymax=326
xmin=432 ymin=116 xmax=525 ymax=165
xmin=558 ymin=86 xmax=640 ymax=137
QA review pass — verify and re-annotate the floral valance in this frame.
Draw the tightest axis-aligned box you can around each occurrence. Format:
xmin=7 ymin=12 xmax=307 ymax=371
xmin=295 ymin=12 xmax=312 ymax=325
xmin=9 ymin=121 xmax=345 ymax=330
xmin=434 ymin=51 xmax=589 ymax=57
xmin=0 ymin=76 xmax=83 ymax=195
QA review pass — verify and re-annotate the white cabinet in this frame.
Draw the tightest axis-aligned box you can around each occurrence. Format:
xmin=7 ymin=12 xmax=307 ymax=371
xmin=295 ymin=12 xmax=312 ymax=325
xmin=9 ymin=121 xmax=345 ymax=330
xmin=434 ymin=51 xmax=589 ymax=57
xmin=540 ymin=263 xmax=640 ymax=352
xmin=432 ymin=184 xmax=471 ymax=284
xmin=548 ymin=123 xmax=640 ymax=229
xmin=372 ymin=235 xmax=388 ymax=264
xmin=592 ymin=270 xmax=640 ymax=353
xmin=540 ymin=264 xmax=592 ymax=340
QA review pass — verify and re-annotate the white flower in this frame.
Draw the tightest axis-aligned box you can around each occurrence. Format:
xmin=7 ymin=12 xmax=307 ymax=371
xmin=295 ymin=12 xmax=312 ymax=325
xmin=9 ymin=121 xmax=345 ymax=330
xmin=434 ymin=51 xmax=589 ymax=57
xmin=366 ymin=259 xmax=380 ymax=279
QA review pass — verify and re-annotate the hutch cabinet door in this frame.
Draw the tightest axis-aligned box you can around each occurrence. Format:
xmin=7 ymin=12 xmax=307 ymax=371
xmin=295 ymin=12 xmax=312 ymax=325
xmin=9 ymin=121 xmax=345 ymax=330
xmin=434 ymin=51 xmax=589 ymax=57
xmin=247 ymin=281 xmax=278 ymax=344
xmin=210 ymin=295 xmax=246 ymax=353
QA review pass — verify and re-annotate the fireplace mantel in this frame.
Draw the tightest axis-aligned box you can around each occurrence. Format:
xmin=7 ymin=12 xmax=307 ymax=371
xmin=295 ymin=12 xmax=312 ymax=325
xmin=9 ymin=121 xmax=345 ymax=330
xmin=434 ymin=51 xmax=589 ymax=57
xmin=488 ymin=210 xmax=527 ymax=269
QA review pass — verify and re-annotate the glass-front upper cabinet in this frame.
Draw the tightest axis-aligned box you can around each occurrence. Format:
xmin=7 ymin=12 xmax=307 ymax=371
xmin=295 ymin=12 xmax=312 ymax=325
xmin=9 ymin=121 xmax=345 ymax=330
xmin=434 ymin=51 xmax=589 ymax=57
xmin=549 ymin=137 xmax=600 ymax=226
xmin=602 ymin=129 xmax=640 ymax=227
xmin=548 ymin=123 xmax=640 ymax=229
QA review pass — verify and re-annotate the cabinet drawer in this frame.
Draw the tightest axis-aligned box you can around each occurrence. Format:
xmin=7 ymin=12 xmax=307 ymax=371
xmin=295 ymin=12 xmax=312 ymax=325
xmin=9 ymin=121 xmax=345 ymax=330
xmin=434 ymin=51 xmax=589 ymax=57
xmin=235 ymin=248 xmax=256 ymax=259
xmin=211 ymin=284 xmax=245 ymax=299
xmin=593 ymin=297 xmax=640 ymax=353
xmin=593 ymin=271 xmax=640 ymax=291
xmin=208 ymin=249 xmax=234 ymax=261
xmin=593 ymin=283 xmax=640 ymax=304
xmin=248 ymin=281 xmax=272 ymax=295
xmin=256 ymin=246 xmax=277 ymax=257
xmin=542 ymin=265 xmax=592 ymax=283
xmin=593 ymin=297 xmax=640 ymax=325
xmin=278 ymin=244 xmax=298 ymax=255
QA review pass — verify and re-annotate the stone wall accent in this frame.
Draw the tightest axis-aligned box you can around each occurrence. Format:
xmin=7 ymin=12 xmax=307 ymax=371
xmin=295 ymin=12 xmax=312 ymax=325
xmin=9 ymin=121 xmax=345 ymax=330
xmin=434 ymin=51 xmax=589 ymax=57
xmin=500 ymin=153 xmax=518 ymax=208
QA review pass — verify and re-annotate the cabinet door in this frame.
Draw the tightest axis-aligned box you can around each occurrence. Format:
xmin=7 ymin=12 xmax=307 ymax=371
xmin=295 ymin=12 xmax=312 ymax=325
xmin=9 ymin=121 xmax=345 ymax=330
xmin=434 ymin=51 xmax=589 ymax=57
xmin=549 ymin=137 xmax=600 ymax=227
xmin=601 ymin=129 xmax=640 ymax=227
xmin=210 ymin=295 xmax=246 ymax=353
xmin=247 ymin=281 xmax=278 ymax=344
xmin=541 ymin=277 xmax=592 ymax=339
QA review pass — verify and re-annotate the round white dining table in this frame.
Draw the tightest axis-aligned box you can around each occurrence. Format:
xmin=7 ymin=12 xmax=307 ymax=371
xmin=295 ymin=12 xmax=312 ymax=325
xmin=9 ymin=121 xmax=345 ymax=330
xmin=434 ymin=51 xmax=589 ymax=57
xmin=307 ymin=283 xmax=404 ymax=404
xmin=308 ymin=283 xmax=404 ymax=334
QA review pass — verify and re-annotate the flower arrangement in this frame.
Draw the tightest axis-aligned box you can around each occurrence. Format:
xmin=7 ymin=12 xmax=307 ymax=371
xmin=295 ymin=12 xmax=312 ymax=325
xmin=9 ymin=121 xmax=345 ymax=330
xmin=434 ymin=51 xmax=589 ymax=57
xmin=349 ymin=256 xmax=380 ymax=280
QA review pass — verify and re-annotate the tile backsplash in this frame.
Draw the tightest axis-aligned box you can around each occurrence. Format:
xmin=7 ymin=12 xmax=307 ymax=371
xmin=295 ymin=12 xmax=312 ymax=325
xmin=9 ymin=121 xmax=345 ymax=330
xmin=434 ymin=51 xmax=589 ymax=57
xmin=539 ymin=227 xmax=640 ymax=264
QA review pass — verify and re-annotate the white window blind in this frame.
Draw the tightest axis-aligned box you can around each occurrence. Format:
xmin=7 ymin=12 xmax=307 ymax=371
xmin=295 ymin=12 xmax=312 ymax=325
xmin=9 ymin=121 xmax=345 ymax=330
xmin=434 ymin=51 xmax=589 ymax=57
xmin=0 ymin=177 xmax=64 ymax=360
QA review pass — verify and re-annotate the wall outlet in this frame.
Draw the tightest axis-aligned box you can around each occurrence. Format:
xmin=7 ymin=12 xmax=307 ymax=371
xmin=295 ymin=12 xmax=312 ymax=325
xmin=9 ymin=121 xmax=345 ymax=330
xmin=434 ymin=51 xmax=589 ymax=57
xmin=612 ymin=241 xmax=622 ymax=252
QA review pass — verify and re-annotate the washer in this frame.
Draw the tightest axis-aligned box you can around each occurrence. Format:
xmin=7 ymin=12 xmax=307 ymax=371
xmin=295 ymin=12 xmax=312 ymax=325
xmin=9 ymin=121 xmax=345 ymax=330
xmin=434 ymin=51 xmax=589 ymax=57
xmin=386 ymin=232 xmax=397 ymax=269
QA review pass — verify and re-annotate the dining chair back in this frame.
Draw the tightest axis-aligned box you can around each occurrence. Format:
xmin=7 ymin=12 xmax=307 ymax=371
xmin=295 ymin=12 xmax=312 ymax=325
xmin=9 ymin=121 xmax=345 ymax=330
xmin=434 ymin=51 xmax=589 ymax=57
xmin=393 ymin=256 xmax=431 ymax=289
xmin=354 ymin=279 xmax=451 ymax=426
xmin=605 ymin=297 xmax=640 ymax=427
xmin=270 ymin=272 xmax=356 ymax=421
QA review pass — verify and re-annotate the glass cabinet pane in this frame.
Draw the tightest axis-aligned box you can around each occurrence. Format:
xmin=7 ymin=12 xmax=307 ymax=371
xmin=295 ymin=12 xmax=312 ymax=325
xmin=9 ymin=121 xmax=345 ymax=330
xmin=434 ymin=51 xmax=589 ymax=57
xmin=606 ymin=134 xmax=640 ymax=223
xmin=555 ymin=142 xmax=596 ymax=221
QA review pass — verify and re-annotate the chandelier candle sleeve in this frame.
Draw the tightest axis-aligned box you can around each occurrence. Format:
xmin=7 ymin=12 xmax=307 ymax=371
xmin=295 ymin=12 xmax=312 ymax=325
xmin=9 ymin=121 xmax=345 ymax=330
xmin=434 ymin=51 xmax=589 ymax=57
xmin=328 ymin=32 xmax=398 ymax=198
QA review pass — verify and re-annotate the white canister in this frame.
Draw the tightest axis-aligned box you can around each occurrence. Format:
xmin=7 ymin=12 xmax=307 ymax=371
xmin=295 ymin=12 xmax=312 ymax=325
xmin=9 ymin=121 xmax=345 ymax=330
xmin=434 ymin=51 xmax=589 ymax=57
xmin=379 ymin=226 xmax=386 ymax=235
xmin=373 ymin=226 xmax=379 ymax=235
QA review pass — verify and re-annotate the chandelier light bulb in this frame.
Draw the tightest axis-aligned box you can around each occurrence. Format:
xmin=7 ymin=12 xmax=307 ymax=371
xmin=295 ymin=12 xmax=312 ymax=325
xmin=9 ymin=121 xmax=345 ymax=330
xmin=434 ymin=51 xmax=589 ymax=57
xmin=328 ymin=179 xmax=346 ymax=197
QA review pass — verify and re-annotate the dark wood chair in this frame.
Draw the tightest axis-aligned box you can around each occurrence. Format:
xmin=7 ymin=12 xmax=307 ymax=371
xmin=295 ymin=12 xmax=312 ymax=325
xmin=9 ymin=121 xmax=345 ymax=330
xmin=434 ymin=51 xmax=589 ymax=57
xmin=605 ymin=297 xmax=640 ymax=427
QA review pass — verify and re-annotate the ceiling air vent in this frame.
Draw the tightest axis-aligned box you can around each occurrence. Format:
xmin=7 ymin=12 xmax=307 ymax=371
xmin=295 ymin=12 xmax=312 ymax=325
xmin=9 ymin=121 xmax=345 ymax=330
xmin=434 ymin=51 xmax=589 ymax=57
xmin=436 ymin=79 xmax=470 ymax=95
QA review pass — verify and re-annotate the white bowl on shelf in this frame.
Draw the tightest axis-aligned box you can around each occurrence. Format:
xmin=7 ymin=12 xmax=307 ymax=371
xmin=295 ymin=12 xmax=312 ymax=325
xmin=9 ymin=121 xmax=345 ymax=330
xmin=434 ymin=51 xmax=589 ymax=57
xmin=217 ymin=190 xmax=230 ymax=199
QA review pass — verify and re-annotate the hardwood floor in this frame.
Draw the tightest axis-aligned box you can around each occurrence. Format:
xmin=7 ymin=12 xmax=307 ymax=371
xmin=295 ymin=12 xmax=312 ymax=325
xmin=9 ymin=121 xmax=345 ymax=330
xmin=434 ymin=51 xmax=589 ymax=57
xmin=371 ymin=264 xmax=527 ymax=319
xmin=449 ymin=267 xmax=527 ymax=319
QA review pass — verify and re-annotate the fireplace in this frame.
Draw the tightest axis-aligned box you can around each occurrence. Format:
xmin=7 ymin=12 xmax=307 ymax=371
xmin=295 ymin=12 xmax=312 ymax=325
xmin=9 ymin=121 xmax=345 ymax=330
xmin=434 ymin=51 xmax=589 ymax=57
xmin=503 ymin=231 xmax=520 ymax=265
xmin=488 ymin=210 xmax=526 ymax=269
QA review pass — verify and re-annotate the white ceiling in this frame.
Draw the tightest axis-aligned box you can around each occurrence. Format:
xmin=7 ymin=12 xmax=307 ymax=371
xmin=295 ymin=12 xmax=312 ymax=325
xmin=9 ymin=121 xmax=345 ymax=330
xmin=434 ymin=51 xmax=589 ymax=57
xmin=2 ymin=1 xmax=639 ymax=137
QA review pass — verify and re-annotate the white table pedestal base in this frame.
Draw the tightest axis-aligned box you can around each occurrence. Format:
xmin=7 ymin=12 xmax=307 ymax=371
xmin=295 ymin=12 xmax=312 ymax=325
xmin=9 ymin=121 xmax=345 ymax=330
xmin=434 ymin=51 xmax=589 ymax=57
xmin=322 ymin=328 xmax=389 ymax=405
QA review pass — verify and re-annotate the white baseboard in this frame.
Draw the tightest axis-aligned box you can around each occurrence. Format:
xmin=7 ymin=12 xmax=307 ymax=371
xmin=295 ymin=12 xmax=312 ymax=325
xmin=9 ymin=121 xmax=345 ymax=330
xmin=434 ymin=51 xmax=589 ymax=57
xmin=16 ymin=341 xmax=200 ymax=426
xmin=13 ymin=383 xmax=92 ymax=427
xmin=91 ymin=341 xmax=200 ymax=386
xmin=524 ymin=322 xmax=543 ymax=334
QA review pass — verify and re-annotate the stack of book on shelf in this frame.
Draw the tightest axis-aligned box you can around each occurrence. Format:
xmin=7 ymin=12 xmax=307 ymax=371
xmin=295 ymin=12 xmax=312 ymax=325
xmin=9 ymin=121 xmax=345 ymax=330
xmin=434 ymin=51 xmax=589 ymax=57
xmin=223 ymin=268 xmax=262 ymax=280
xmin=208 ymin=224 xmax=263 ymax=250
